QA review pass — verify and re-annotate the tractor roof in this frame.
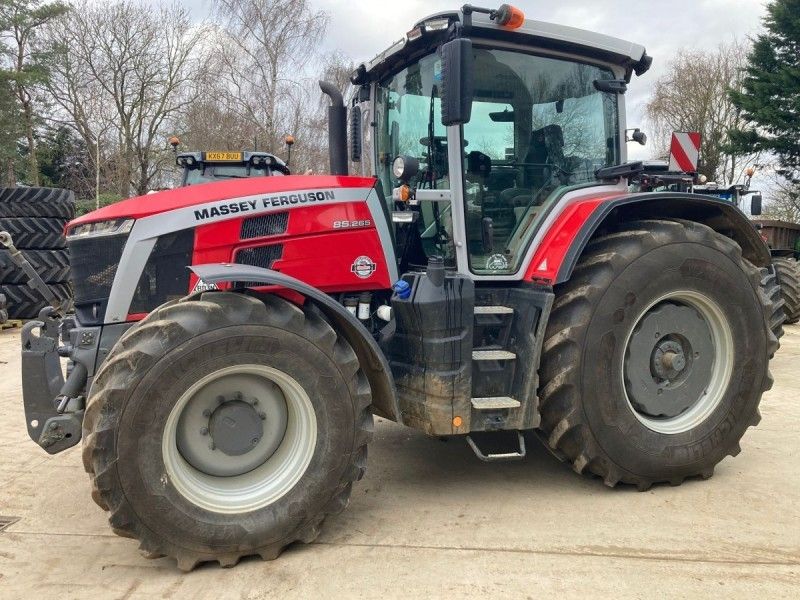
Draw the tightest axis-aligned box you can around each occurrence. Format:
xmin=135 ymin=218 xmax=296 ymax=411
xmin=355 ymin=7 xmax=651 ymax=84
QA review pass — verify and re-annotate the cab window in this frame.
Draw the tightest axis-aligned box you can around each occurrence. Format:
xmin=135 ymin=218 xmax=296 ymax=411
xmin=462 ymin=48 xmax=620 ymax=274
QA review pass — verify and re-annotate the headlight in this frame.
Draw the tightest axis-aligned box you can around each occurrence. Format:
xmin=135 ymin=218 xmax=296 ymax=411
xmin=392 ymin=155 xmax=419 ymax=182
xmin=392 ymin=156 xmax=406 ymax=179
xmin=67 ymin=218 xmax=134 ymax=239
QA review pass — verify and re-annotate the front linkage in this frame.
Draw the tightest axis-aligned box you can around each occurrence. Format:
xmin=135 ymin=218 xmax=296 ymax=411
xmin=1 ymin=230 xmax=87 ymax=454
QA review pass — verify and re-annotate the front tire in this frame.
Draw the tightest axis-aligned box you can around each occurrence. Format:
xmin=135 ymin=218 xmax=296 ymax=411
xmin=82 ymin=292 xmax=372 ymax=570
xmin=538 ymin=220 xmax=781 ymax=490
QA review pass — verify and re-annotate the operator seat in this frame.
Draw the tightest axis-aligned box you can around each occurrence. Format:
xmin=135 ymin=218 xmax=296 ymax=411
xmin=499 ymin=124 xmax=566 ymax=211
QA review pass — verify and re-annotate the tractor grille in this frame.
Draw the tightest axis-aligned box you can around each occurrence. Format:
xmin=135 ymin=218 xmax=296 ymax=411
xmin=241 ymin=212 xmax=288 ymax=239
xmin=234 ymin=244 xmax=283 ymax=270
xmin=129 ymin=230 xmax=194 ymax=314
xmin=233 ymin=244 xmax=283 ymax=287
xmin=68 ymin=233 xmax=128 ymax=324
xmin=68 ymin=229 xmax=193 ymax=324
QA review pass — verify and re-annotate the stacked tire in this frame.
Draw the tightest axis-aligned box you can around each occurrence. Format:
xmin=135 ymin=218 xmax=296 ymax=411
xmin=773 ymin=257 xmax=800 ymax=325
xmin=0 ymin=187 xmax=74 ymax=319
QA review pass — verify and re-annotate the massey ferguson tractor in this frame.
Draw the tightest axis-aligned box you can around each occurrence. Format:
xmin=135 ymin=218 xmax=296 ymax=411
xmin=11 ymin=4 xmax=784 ymax=570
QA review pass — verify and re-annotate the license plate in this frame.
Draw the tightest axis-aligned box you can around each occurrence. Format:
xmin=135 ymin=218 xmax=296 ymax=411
xmin=205 ymin=152 xmax=243 ymax=161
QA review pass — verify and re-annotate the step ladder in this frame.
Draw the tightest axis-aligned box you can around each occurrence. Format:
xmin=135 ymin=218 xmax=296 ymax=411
xmin=470 ymin=303 xmax=522 ymax=432
xmin=466 ymin=431 xmax=526 ymax=462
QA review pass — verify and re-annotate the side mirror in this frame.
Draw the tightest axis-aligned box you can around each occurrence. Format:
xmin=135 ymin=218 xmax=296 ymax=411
xmin=626 ymin=128 xmax=647 ymax=146
xmin=350 ymin=105 xmax=362 ymax=163
xmin=751 ymin=194 xmax=763 ymax=216
xmin=440 ymin=38 xmax=474 ymax=126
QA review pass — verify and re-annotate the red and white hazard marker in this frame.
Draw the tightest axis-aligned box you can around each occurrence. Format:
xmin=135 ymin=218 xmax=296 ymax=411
xmin=668 ymin=132 xmax=701 ymax=173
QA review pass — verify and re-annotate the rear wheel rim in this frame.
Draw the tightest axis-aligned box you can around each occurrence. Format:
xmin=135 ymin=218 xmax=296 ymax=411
xmin=622 ymin=291 xmax=734 ymax=435
xmin=163 ymin=364 xmax=317 ymax=514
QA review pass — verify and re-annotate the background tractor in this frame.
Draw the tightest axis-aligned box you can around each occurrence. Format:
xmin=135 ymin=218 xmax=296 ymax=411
xmin=175 ymin=150 xmax=290 ymax=187
xmin=12 ymin=3 xmax=783 ymax=571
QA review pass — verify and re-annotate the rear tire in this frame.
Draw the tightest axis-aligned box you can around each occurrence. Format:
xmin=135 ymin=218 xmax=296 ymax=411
xmin=0 ymin=282 xmax=72 ymax=319
xmin=0 ymin=249 xmax=70 ymax=284
xmin=0 ymin=187 xmax=75 ymax=219
xmin=82 ymin=291 xmax=372 ymax=570
xmin=772 ymin=257 xmax=800 ymax=325
xmin=0 ymin=217 xmax=67 ymax=249
xmin=537 ymin=219 xmax=781 ymax=490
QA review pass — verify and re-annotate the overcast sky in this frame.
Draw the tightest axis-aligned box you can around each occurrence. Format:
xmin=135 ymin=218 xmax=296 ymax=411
xmin=193 ymin=0 xmax=769 ymax=174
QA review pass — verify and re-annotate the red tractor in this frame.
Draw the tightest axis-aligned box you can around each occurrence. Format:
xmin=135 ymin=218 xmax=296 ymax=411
xmin=16 ymin=4 xmax=783 ymax=570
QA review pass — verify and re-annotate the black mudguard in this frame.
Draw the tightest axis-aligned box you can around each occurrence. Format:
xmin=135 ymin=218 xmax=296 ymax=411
xmin=190 ymin=264 xmax=401 ymax=424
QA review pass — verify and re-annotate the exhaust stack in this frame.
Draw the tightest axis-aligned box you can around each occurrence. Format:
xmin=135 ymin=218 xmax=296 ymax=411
xmin=319 ymin=81 xmax=349 ymax=176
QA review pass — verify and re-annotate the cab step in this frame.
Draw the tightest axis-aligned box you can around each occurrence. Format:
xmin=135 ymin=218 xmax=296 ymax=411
xmin=474 ymin=306 xmax=514 ymax=315
xmin=472 ymin=349 xmax=516 ymax=361
xmin=471 ymin=396 xmax=520 ymax=410
xmin=466 ymin=431 xmax=526 ymax=462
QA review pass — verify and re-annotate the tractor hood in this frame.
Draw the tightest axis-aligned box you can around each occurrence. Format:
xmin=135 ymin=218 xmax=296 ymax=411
xmin=68 ymin=175 xmax=377 ymax=229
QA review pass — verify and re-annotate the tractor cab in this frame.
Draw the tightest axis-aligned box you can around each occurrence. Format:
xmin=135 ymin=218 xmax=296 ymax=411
xmin=349 ymin=5 xmax=651 ymax=277
xmin=176 ymin=151 xmax=290 ymax=187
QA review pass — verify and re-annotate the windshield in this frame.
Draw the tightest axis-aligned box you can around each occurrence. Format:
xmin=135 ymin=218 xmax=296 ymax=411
xmin=463 ymin=48 xmax=620 ymax=274
xmin=184 ymin=163 xmax=281 ymax=186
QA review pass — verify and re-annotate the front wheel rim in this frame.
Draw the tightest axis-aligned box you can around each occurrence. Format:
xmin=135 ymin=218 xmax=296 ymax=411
xmin=163 ymin=364 xmax=317 ymax=514
xmin=622 ymin=291 xmax=734 ymax=435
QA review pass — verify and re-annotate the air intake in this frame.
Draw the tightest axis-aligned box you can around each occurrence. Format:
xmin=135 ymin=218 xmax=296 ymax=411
xmin=241 ymin=212 xmax=288 ymax=239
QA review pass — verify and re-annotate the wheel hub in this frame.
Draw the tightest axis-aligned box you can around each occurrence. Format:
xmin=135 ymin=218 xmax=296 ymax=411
xmin=624 ymin=302 xmax=715 ymax=419
xmin=651 ymin=340 xmax=687 ymax=380
xmin=208 ymin=399 xmax=264 ymax=457
xmin=175 ymin=374 xmax=289 ymax=478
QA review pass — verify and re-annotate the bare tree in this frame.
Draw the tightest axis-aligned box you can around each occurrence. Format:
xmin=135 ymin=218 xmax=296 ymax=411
xmin=208 ymin=0 xmax=328 ymax=171
xmin=764 ymin=170 xmax=800 ymax=222
xmin=646 ymin=41 xmax=758 ymax=183
xmin=46 ymin=0 xmax=207 ymax=197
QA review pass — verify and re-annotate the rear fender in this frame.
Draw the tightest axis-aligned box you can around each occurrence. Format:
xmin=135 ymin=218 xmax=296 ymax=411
xmin=555 ymin=193 xmax=771 ymax=284
xmin=190 ymin=264 xmax=400 ymax=423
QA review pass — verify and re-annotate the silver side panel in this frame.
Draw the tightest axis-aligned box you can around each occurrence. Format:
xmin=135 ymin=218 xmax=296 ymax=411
xmin=447 ymin=124 xmax=470 ymax=274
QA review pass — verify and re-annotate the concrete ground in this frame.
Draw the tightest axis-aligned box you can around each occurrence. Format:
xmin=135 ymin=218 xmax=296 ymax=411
xmin=0 ymin=325 xmax=798 ymax=599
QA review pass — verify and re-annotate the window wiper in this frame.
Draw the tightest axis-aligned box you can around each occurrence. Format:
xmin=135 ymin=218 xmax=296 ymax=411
xmin=595 ymin=161 xmax=644 ymax=182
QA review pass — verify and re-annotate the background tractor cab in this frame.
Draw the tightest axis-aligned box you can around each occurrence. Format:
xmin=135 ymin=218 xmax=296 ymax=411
xmin=175 ymin=151 xmax=290 ymax=187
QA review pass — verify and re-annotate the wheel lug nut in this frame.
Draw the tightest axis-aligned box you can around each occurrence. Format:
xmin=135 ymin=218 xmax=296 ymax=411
xmin=234 ymin=391 xmax=243 ymax=401
xmin=216 ymin=395 xmax=225 ymax=404
xmin=251 ymin=437 xmax=259 ymax=445
xmin=252 ymin=398 xmax=259 ymax=406
xmin=259 ymin=412 xmax=266 ymax=420
xmin=202 ymin=409 xmax=212 ymax=418
xmin=200 ymin=427 xmax=209 ymax=436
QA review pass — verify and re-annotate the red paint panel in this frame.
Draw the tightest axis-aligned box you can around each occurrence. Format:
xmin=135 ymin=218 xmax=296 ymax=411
xmin=189 ymin=201 xmax=390 ymax=293
xmin=523 ymin=194 xmax=622 ymax=284
xmin=68 ymin=175 xmax=377 ymax=226
xmin=273 ymin=230 xmax=391 ymax=292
